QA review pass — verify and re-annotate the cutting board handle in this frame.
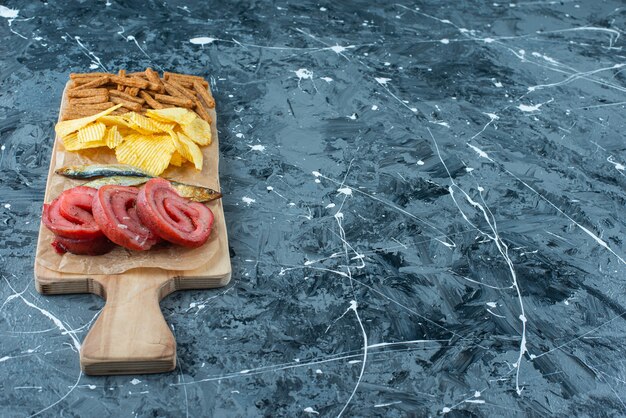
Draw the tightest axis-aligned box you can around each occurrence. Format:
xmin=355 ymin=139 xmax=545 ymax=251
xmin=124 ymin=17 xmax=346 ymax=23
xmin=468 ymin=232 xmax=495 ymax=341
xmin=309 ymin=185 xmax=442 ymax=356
xmin=80 ymin=272 xmax=176 ymax=375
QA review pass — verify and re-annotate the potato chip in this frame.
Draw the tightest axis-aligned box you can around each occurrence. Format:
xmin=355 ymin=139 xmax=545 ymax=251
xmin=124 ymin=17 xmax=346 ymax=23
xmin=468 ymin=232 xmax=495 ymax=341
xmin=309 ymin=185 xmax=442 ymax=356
xmin=113 ymin=134 xmax=146 ymax=166
xmin=146 ymin=108 xmax=196 ymax=125
xmin=127 ymin=112 xmax=174 ymax=134
xmin=98 ymin=115 xmax=132 ymax=129
xmin=61 ymin=132 xmax=79 ymax=151
xmin=115 ymin=134 xmax=175 ymax=176
xmin=179 ymin=116 xmax=211 ymax=146
xmin=57 ymin=98 xmax=212 ymax=174
xmin=169 ymin=151 xmax=184 ymax=167
xmin=104 ymin=126 xmax=124 ymax=149
xmin=55 ymin=104 xmax=123 ymax=138
xmin=172 ymin=130 xmax=203 ymax=170
xmin=99 ymin=116 xmax=135 ymax=137
xmin=77 ymin=122 xmax=106 ymax=144
xmin=62 ymin=131 xmax=106 ymax=151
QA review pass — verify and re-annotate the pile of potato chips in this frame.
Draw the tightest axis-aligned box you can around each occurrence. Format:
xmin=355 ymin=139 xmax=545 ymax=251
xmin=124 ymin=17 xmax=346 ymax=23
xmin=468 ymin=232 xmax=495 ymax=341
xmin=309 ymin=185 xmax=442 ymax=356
xmin=55 ymin=104 xmax=211 ymax=176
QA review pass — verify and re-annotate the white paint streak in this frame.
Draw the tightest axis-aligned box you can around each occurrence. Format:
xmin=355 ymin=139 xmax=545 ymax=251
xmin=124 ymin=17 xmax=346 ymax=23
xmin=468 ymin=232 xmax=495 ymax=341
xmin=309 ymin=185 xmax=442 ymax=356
xmin=467 ymin=143 xmax=489 ymax=158
xmin=430 ymin=128 xmax=528 ymax=395
xmin=72 ymin=36 xmax=107 ymax=72
xmin=337 ymin=301 xmax=368 ymax=417
xmin=607 ymin=156 xmax=625 ymax=172
xmin=190 ymin=37 xmax=217 ymax=45
xmin=312 ymin=170 xmax=456 ymax=248
xmin=0 ymin=6 xmax=19 ymax=18
xmin=294 ymin=68 xmax=316 ymax=91
xmin=329 ymin=44 xmax=353 ymax=54
xmin=124 ymin=35 xmax=152 ymax=61
xmin=294 ymin=68 xmax=313 ymax=80
xmin=375 ymin=77 xmax=391 ymax=85
xmin=518 ymin=103 xmax=544 ymax=112
xmin=484 ymin=152 xmax=626 ymax=264
xmin=528 ymin=63 xmax=625 ymax=92
xmin=487 ymin=308 xmax=506 ymax=318
xmin=374 ymin=401 xmax=402 ymax=407
xmin=2 ymin=277 xmax=85 ymax=418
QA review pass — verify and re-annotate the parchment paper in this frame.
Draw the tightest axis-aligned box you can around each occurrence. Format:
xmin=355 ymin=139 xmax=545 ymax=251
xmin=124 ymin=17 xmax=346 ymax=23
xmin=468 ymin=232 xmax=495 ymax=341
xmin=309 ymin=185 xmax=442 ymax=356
xmin=35 ymin=81 xmax=229 ymax=275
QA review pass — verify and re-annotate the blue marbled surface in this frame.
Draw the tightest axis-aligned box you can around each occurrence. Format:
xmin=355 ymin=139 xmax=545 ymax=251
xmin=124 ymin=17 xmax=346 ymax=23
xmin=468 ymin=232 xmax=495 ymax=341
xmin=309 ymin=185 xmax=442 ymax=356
xmin=1 ymin=0 xmax=626 ymax=416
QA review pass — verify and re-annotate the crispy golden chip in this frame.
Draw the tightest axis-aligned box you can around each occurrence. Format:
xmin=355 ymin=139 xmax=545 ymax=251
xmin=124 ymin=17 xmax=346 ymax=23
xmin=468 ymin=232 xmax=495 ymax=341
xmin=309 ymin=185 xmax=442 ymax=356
xmin=180 ymin=116 xmax=211 ymax=146
xmin=98 ymin=115 xmax=132 ymax=128
xmin=104 ymin=126 xmax=124 ymax=149
xmin=55 ymin=104 xmax=123 ymax=138
xmin=115 ymin=134 xmax=176 ymax=176
xmin=77 ymin=122 xmax=106 ymax=144
xmin=58 ymin=95 xmax=212 ymax=173
xmin=61 ymin=132 xmax=80 ymax=151
xmin=169 ymin=151 xmax=184 ymax=167
xmin=127 ymin=112 xmax=175 ymax=134
xmin=146 ymin=107 xmax=196 ymax=125
xmin=62 ymin=131 xmax=106 ymax=151
xmin=172 ymin=130 xmax=203 ymax=170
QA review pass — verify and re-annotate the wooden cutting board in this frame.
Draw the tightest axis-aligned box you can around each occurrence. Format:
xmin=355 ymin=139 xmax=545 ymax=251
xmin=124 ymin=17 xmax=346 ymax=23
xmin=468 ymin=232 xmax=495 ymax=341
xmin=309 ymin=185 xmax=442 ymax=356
xmin=34 ymin=79 xmax=231 ymax=376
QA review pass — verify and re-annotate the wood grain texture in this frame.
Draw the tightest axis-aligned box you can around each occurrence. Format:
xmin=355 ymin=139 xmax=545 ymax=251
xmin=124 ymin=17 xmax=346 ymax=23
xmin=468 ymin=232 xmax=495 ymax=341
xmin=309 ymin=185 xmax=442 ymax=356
xmin=34 ymin=79 xmax=231 ymax=375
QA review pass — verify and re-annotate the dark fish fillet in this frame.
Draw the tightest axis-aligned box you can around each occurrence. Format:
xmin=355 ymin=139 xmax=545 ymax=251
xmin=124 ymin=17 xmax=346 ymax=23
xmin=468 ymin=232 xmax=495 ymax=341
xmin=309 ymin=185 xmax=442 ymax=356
xmin=170 ymin=181 xmax=222 ymax=203
xmin=83 ymin=176 xmax=222 ymax=203
xmin=55 ymin=164 xmax=153 ymax=179
xmin=83 ymin=176 xmax=150 ymax=189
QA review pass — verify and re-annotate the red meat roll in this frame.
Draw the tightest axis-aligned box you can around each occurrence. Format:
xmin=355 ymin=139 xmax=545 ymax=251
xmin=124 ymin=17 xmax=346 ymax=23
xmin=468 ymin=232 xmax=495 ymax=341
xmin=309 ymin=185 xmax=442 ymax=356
xmin=42 ymin=186 xmax=103 ymax=240
xmin=92 ymin=185 xmax=159 ymax=251
xmin=51 ymin=235 xmax=115 ymax=256
xmin=136 ymin=178 xmax=214 ymax=248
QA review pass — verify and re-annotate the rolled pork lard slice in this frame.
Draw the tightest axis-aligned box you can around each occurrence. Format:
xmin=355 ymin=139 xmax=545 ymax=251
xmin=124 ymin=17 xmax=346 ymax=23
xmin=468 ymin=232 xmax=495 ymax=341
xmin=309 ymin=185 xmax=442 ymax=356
xmin=58 ymin=186 xmax=98 ymax=224
xmin=137 ymin=178 xmax=214 ymax=248
xmin=42 ymin=188 xmax=103 ymax=240
xmin=51 ymin=235 xmax=115 ymax=256
xmin=92 ymin=185 xmax=159 ymax=251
